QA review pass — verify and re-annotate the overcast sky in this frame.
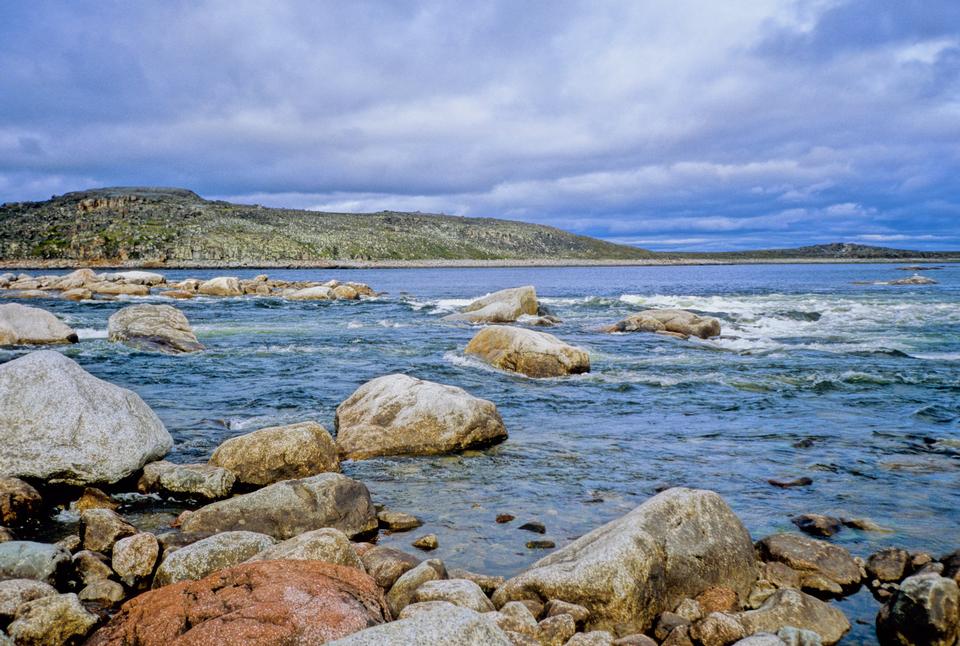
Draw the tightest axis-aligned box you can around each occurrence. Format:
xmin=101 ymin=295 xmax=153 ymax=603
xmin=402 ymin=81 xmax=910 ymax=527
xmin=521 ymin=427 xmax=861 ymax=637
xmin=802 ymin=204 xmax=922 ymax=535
xmin=1 ymin=1 xmax=958 ymax=250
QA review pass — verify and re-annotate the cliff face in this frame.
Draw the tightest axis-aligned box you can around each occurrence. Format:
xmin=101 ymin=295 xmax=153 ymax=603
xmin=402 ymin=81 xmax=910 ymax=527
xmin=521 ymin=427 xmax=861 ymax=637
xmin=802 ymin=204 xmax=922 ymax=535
xmin=0 ymin=187 xmax=652 ymax=264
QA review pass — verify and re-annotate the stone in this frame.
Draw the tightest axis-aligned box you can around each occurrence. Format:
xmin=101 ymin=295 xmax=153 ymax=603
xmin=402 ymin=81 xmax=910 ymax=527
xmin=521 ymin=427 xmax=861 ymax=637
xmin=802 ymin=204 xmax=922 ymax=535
xmin=335 ymin=374 xmax=508 ymax=459
xmin=497 ymin=601 xmax=540 ymax=635
xmin=103 ymin=270 xmax=165 ymax=285
xmin=689 ymin=612 xmax=746 ymax=646
xmin=757 ymin=534 xmax=861 ymax=597
xmin=888 ymin=274 xmax=938 ymax=285
xmin=180 ymin=472 xmax=377 ymax=540
xmin=398 ymin=599 xmax=456 ymax=619
xmin=51 ymin=268 xmax=99 ymax=289
xmin=333 ymin=284 xmax=359 ymax=300
xmin=464 ymin=325 xmax=590 ymax=377
xmin=675 ymin=598 xmax=704 ymax=621
xmin=62 ymin=288 xmax=93 ymax=301
xmin=539 ymin=614 xmax=577 ymax=646
xmin=386 ymin=559 xmax=446 ymax=616
xmin=326 ymin=603 xmax=512 ymax=645
xmin=79 ymin=579 xmax=126 ymax=605
xmin=413 ymin=534 xmax=439 ymax=550
xmin=613 ymin=309 xmax=721 ymax=339
xmin=792 ymin=514 xmax=843 ymax=538
xmin=80 ymin=509 xmax=137 ymax=554
xmin=0 ymin=579 xmax=57 ymax=621
xmin=735 ymin=589 xmax=851 ymax=645
xmin=443 ymin=286 xmax=539 ymax=324
xmin=867 ymin=547 xmax=910 ymax=583
xmin=0 ymin=477 xmax=42 ymax=526
xmin=696 ymin=586 xmax=739 ymax=613
xmin=497 ymin=513 xmax=516 ymax=523
xmin=246 ymin=527 xmax=364 ymax=570
xmin=360 ymin=546 xmax=421 ymax=589
xmin=662 ymin=625 xmax=695 ymax=646
xmin=527 ymin=540 xmax=556 ymax=549
xmin=73 ymin=550 xmax=114 ymax=585
xmin=761 ymin=561 xmax=803 ymax=590
xmin=841 ymin=516 xmax=891 ymax=532
xmin=73 ymin=487 xmax=118 ymax=512
xmin=655 ymin=612 xmax=691 ymax=641
xmin=768 ymin=477 xmax=813 ymax=488
xmin=8 ymin=593 xmax=98 ymax=646
xmin=876 ymin=573 xmax=959 ymax=646
xmin=0 ymin=303 xmax=77 ymax=345
xmin=0 ymin=542 xmax=70 ymax=585
xmin=0 ymin=351 xmax=172 ymax=485
xmin=152 ymin=530 xmax=275 ymax=587
xmin=449 ymin=568 xmax=505 ymax=595
xmin=107 ymin=304 xmax=204 ymax=354
xmin=286 ymin=285 xmax=335 ymax=300
xmin=492 ymin=488 xmax=758 ymax=635
xmin=378 ymin=509 xmax=422 ymax=531
xmin=111 ymin=533 xmax=159 ymax=586
xmin=55 ymin=534 xmax=80 ymax=553
xmin=566 ymin=631 xmax=615 ymax=645
xmin=158 ymin=289 xmax=194 ymax=299
xmin=413 ymin=578 xmax=495 ymax=612
xmin=87 ymin=560 xmax=389 ymax=645
xmin=138 ymin=460 xmax=235 ymax=500
xmin=197 ymin=276 xmax=241 ymax=296
xmin=209 ymin=420 xmax=339 ymax=486
xmin=519 ymin=521 xmax=546 ymax=534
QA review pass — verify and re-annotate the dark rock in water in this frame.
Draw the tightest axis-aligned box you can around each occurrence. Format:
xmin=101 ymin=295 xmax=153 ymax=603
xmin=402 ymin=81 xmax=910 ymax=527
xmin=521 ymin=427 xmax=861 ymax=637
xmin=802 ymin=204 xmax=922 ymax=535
xmin=757 ymin=533 xmax=861 ymax=597
xmin=867 ymin=548 xmax=909 ymax=583
xmin=519 ymin=521 xmax=546 ymax=534
xmin=526 ymin=540 xmax=555 ymax=549
xmin=876 ymin=573 xmax=959 ymax=646
xmin=377 ymin=510 xmax=422 ymax=532
xmin=792 ymin=514 xmax=843 ymax=537
xmin=496 ymin=514 xmax=515 ymax=524
xmin=768 ymin=477 xmax=813 ymax=488
xmin=793 ymin=438 xmax=816 ymax=449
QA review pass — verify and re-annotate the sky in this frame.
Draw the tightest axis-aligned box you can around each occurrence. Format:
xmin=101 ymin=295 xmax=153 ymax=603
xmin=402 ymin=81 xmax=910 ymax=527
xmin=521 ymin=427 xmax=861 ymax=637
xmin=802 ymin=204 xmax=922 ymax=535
xmin=1 ymin=1 xmax=958 ymax=251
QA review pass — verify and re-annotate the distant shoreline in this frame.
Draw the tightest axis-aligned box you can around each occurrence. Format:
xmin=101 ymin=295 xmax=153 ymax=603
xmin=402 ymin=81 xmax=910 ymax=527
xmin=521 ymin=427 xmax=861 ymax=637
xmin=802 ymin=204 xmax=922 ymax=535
xmin=1 ymin=257 xmax=957 ymax=270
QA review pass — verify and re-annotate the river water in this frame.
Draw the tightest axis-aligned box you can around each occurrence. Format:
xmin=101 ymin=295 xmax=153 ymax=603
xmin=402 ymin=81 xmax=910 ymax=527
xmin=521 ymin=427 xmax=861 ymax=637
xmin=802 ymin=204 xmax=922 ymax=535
xmin=3 ymin=262 xmax=958 ymax=643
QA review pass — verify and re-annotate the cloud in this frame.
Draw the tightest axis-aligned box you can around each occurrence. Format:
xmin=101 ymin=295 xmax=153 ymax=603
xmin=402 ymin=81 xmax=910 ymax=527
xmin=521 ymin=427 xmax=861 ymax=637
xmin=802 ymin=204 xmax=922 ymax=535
xmin=0 ymin=0 xmax=958 ymax=250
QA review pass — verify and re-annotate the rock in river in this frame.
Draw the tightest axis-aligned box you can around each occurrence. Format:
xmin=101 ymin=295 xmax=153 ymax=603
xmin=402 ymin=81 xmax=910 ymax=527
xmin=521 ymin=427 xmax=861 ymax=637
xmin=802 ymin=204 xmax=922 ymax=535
xmin=464 ymin=325 xmax=590 ymax=377
xmin=605 ymin=309 xmax=721 ymax=339
xmin=107 ymin=303 xmax=204 ymax=354
xmin=0 ymin=303 xmax=77 ymax=345
xmin=180 ymin=472 xmax=378 ymax=539
xmin=335 ymin=373 xmax=508 ymax=460
xmin=492 ymin=488 xmax=758 ymax=635
xmin=197 ymin=276 xmax=242 ymax=296
xmin=443 ymin=285 xmax=539 ymax=324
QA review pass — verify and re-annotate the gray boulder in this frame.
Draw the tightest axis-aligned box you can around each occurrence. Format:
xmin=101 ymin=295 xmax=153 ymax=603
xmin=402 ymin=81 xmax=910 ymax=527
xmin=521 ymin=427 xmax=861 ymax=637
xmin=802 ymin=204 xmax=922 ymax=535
xmin=327 ymin=602 xmax=512 ymax=645
xmin=0 ymin=542 xmax=70 ymax=586
xmin=138 ymin=460 xmax=235 ymax=500
xmin=876 ymin=573 xmax=959 ymax=646
xmin=0 ymin=304 xmax=77 ymax=346
xmin=443 ymin=286 xmax=539 ymax=324
xmin=107 ymin=304 xmax=204 ymax=354
xmin=153 ymin=531 xmax=276 ymax=587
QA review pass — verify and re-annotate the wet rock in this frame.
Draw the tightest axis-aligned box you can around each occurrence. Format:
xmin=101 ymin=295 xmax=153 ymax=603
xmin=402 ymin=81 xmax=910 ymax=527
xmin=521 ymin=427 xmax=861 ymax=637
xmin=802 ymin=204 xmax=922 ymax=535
xmin=0 ymin=542 xmax=70 ymax=585
xmin=539 ymin=614 xmax=577 ymax=646
xmin=111 ymin=533 xmax=159 ymax=587
xmin=88 ymin=560 xmax=389 ymax=645
xmin=103 ymin=270 xmax=165 ymax=286
xmin=887 ymin=274 xmax=938 ymax=286
xmin=0 ymin=303 xmax=77 ymax=345
xmin=360 ymin=545 xmax=421 ymax=589
xmin=0 ymin=579 xmax=57 ymax=621
xmin=492 ymin=488 xmax=758 ymax=635
xmin=158 ymin=289 xmax=193 ymax=299
xmin=519 ymin=521 xmax=546 ymax=534
xmin=735 ymin=589 xmax=850 ymax=645
xmin=285 ymin=285 xmax=335 ymax=300
xmin=413 ymin=578 xmax=495 ymax=612
xmin=605 ymin=309 xmax=721 ymax=339
xmin=333 ymin=284 xmax=360 ymax=300
xmin=73 ymin=488 xmax=118 ymax=513
xmin=79 ymin=579 xmax=126 ymax=606
xmin=876 ymin=573 xmax=959 ymax=646
xmin=443 ymin=286 xmax=539 ymax=324
xmin=768 ymin=477 xmax=813 ymax=488
xmin=197 ymin=276 xmax=241 ymax=296
xmin=757 ymin=534 xmax=861 ymax=597
xmin=386 ymin=559 xmax=446 ymax=616
xmin=0 ymin=351 xmax=172 ymax=485
xmin=107 ymin=304 xmax=203 ymax=354
xmin=209 ymin=420 xmax=339 ymax=486
xmin=527 ymin=540 xmax=556 ymax=549
xmin=0 ymin=477 xmax=41 ymax=526
xmin=8 ymin=593 xmax=98 ymax=645
xmin=413 ymin=534 xmax=439 ymax=550
xmin=180 ymin=472 xmax=378 ymax=539
xmin=152 ymin=530 xmax=275 ymax=587
xmin=335 ymin=374 xmax=508 ymax=459
xmin=792 ymin=514 xmax=843 ymax=538
xmin=326 ymin=603 xmax=512 ymax=645
xmin=377 ymin=509 xmax=422 ymax=531
xmin=73 ymin=550 xmax=114 ymax=585
xmin=449 ymin=568 xmax=505 ymax=595
xmin=138 ymin=460 xmax=234 ymax=500
xmin=464 ymin=325 xmax=590 ymax=377
xmin=81 ymin=509 xmax=137 ymax=554
xmin=246 ymin=527 xmax=364 ymax=570
xmin=867 ymin=548 xmax=910 ymax=583
xmin=690 ymin=612 xmax=746 ymax=646
xmin=696 ymin=585 xmax=739 ymax=613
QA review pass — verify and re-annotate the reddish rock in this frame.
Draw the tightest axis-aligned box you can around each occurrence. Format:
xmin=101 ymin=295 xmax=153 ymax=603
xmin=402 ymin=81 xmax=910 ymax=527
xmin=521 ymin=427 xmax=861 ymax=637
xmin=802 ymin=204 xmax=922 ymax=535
xmin=87 ymin=560 xmax=390 ymax=645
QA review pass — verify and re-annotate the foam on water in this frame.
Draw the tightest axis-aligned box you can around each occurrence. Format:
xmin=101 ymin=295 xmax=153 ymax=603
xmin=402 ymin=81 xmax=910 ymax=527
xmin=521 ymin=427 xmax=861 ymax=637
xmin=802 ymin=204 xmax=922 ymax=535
xmin=76 ymin=328 xmax=108 ymax=339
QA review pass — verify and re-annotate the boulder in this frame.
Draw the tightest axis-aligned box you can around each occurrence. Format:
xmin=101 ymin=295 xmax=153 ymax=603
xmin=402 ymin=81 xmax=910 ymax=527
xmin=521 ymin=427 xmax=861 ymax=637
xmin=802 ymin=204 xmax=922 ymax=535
xmin=464 ymin=325 xmax=590 ymax=377
xmin=107 ymin=304 xmax=204 ymax=354
xmin=111 ymin=533 xmax=159 ymax=587
xmin=73 ymin=487 xmax=118 ymax=513
xmin=327 ymin=603 xmax=512 ymax=645
xmin=87 ymin=282 xmax=150 ymax=296
xmin=197 ymin=276 xmax=242 ymax=296
xmin=603 ymin=309 xmax=721 ymax=339
xmin=876 ymin=573 xmax=959 ymax=646
xmin=335 ymin=374 xmax=508 ymax=460
xmin=377 ymin=510 xmax=422 ymax=531
xmin=443 ymin=286 xmax=539 ymax=324
xmin=0 ymin=351 xmax=172 ymax=485
xmin=180 ymin=473 xmax=378 ymax=539
xmin=867 ymin=548 xmax=910 ymax=583
xmin=0 ymin=477 xmax=42 ymax=526
xmin=51 ymin=268 xmax=99 ymax=289
xmin=333 ymin=285 xmax=360 ymax=300
xmin=138 ymin=460 xmax=234 ymax=500
xmin=285 ymin=285 xmax=335 ymax=300
xmin=246 ymin=528 xmax=364 ymax=570
xmin=153 ymin=531 xmax=276 ymax=587
xmin=413 ymin=579 xmax=494 ymax=612
xmin=0 ymin=542 xmax=70 ymax=585
xmin=736 ymin=589 xmax=851 ymax=645
xmin=492 ymin=488 xmax=758 ymax=635
xmin=0 ymin=579 xmax=57 ymax=622
xmin=386 ymin=559 xmax=447 ymax=616
xmin=209 ymin=421 xmax=339 ymax=486
xmin=73 ymin=550 xmax=114 ymax=585
xmin=80 ymin=509 xmax=137 ymax=554
xmin=62 ymin=288 xmax=93 ymax=301
xmin=8 ymin=593 xmax=98 ymax=646
xmin=0 ymin=303 xmax=77 ymax=345
xmin=158 ymin=289 xmax=194 ymax=299
xmin=757 ymin=534 xmax=861 ymax=597
xmin=448 ymin=568 xmax=504 ymax=595
xmin=88 ymin=561 xmax=389 ymax=645
xmin=103 ymin=270 xmax=165 ymax=285
xmin=79 ymin=579 xmax=126 ymax=606
xmin=360 ymin=546 xmax=421 ymax=589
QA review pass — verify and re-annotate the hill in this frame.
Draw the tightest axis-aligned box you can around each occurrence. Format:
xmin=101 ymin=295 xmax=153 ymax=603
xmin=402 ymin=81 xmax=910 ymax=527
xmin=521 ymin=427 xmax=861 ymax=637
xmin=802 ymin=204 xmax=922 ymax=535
xmin=672 ymin=242 xmax=960 ymax=261
xmin=0 ymin=187 xmax=653 ymax=265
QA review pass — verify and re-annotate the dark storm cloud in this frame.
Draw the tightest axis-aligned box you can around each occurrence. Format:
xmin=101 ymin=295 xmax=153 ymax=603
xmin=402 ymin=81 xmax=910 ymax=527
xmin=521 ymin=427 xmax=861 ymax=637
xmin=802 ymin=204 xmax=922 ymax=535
xmin=0 ymin=0 xmax=958 ymax=250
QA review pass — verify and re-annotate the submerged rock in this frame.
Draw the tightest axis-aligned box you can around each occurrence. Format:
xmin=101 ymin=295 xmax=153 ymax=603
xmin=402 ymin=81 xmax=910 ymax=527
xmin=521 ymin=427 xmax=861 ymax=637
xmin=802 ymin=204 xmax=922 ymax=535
xmin=492 ymin=488 xmax=758 ymax=635
xmin=153 ymin=530 xmax=275 ymax=587
xmin=443 ymin=286 xmax=539 ymax=324
xmin=107 ymin=304 xmax=204 ymax=354
xmin=138 ymin=460 xmax=235 ymax=500
xmin=0 ymin=303 xmax=77 ymax=345
xmin=327 ymin=602 xmax=512 ymax=645
xmin=0 ymin=351 xmax=172 ymax=485
xmin=876 ymin=573 xmax=959 ymax=646
xmin=464 ymin=325 xmax=590 ymax=377
xmin=792 ymin=514 xmax=843 ymax=538
xmin=335 ymin=374 xmax=507 ymax=460
xmin=605 ymin=309 xmax=721 ymax=339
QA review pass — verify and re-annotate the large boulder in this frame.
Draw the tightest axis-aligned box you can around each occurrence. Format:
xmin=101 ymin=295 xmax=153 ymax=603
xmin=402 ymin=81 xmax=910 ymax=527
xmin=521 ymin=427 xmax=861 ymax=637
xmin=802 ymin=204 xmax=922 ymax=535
xmin=757 ymin=534 xmax=861 ymax=597
xmin=209 ymin=421 xmax=339 ymax=486
xmin=443 ymin=286 xmax=539 ymax=324
xmin=492 ymin=488 xmax=758 ymax=635
xmin=180 ymin=473 xmax=378 ymax=539
xmin=0 ymin=542 xmax=71 ymax=585
xmin=464 ymin=325 xmax=590 ymax=377
xmin=0 ymin=351 xmax=172 ymax=485
xmin=335 ymin=374 xmax=508 ymax=460
xmin=876 ymin=573 xmax=959 ymax=646
xmin=102 ymin=270 xmax=165 ymax=285
xmin=50 ymin=268 xmax=99 ymax=290
xmin=88 ymin=561 xmax=390 ymax=646
xmin=285 ymin=285 xmax=335 ymax=300
xmin=153 ymin=531 xmax=276 ymax=587
xmin=246 ymin=528 xmax=364 ymax=570
xmin=138 ymin=460 xmax=235 ymax=500
xmin=735 ymin=589 xmax=851 ymax=645
xmin=0 ymin=303 xmax=77 ymax=345
xmin=107 ymin=304 xmax=204 ymax=354
xmin=197 ymin=276 xmax=242 ymax=296
xmin=610 ymin=309 xmax=721 ymax=339
xmin=327 ymin=603 xmax=512 ymax=645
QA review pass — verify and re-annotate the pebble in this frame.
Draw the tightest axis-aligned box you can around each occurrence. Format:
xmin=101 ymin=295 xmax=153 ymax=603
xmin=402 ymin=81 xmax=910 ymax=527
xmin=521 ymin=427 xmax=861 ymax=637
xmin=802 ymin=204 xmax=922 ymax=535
xmin=791 ymin=514 xmax=843 ymax=537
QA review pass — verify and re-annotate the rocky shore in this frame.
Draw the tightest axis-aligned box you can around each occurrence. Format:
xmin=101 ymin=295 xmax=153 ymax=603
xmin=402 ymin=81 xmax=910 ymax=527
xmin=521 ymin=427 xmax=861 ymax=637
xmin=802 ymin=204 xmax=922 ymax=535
xmin=0 ymin=273 xmax=956 ymax=644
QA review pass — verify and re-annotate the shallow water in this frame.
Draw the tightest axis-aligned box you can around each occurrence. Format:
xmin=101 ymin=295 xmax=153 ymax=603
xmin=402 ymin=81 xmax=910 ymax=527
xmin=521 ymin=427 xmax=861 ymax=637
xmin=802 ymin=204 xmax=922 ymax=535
xmin=3 ymin=262 xmax=959 ymax=642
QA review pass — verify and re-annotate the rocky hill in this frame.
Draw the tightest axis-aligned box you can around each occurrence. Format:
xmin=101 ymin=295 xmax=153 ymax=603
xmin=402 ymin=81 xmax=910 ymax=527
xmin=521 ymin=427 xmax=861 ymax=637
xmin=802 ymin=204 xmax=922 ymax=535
xmin=0 ymin=187 xmax=653 ymax=265
xmin=677 ymin=242 xmax=960 ymax=261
